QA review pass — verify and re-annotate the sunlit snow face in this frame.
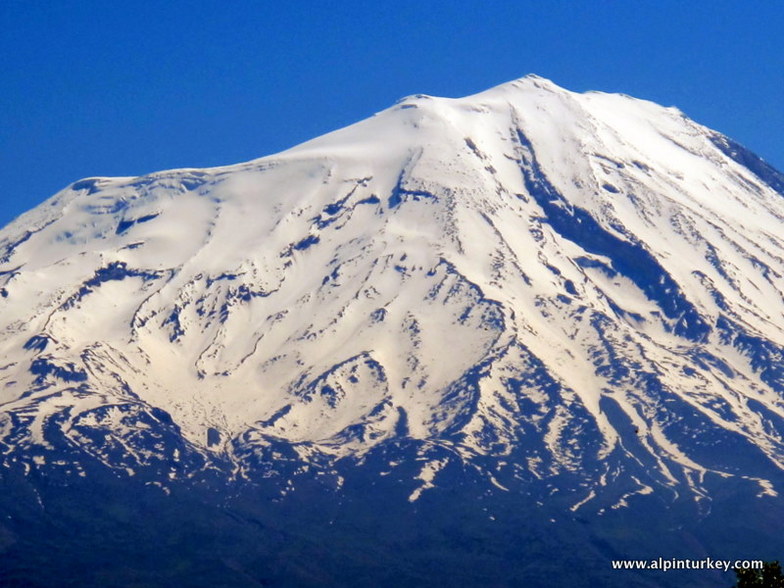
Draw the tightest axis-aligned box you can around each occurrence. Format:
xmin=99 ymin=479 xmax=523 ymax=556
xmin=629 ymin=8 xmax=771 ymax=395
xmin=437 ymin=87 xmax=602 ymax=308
xmin=1 ymin=76 xmax=783 ymax=509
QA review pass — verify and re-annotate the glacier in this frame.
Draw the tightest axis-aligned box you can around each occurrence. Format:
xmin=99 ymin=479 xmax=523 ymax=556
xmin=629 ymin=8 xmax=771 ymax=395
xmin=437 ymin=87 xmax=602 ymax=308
xmin=1 ymin=75 xmax=784 ymax=586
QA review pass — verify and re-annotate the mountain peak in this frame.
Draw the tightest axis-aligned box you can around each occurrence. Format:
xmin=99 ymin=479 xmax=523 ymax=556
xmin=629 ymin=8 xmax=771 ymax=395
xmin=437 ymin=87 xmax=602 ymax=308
xmin=505 ymin=72 xmax=564 ymax=89
xmin=4 ymin=76 xmax=784 ymax=585
xmin=464 ymin=73 xmax=571 ymax=100
xmin=391 ymin=75 xmax=566 ymax=114
xmin=2 ymin=76 xmax=784 ymax=529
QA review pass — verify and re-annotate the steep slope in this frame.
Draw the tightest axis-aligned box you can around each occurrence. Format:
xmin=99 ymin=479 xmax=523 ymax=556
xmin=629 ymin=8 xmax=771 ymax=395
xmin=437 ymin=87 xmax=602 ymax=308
xmin=2 ymin=78 xmax=784 ymax=581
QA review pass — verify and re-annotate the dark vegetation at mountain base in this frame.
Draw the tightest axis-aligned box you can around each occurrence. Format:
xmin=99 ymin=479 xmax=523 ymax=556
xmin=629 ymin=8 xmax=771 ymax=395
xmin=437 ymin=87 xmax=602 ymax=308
xmin=2 ymin=458 xmax=783 ymax=588
xmin=733 ymin=561 xmax=784 ymax=588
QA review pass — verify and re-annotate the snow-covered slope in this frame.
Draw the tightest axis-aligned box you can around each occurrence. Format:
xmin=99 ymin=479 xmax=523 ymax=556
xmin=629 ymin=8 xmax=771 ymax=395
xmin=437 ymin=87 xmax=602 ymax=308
xmin=2 ymin=75 xmax=784 ymax=514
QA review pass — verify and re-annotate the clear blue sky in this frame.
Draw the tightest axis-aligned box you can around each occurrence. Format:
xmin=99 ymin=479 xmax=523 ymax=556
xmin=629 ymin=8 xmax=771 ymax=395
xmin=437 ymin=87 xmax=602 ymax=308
xmin=2 ymin=1 xmax=783 ymax=229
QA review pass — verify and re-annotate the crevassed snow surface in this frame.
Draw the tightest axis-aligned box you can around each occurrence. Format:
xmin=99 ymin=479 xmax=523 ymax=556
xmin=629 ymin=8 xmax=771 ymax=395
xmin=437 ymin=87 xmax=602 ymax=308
xmin=2 ymin=75 xmax=784 ymax=509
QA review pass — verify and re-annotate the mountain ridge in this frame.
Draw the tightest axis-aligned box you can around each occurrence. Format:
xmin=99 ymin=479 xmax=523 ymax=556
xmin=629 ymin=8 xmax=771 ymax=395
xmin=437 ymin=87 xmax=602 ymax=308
xmin=2 ymin=75 xmax=784 ymax=586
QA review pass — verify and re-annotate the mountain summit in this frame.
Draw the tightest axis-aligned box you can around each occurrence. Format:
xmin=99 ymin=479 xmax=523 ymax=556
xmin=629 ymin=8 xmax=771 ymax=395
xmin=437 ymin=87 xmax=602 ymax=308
xmin=2 ymin=76 xmax=784 ymax=586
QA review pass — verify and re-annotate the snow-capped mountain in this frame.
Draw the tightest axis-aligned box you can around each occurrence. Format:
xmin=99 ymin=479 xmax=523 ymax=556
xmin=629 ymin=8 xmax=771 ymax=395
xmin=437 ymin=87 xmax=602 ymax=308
xmin=2 ymin=75 xmax=784 ymax=586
